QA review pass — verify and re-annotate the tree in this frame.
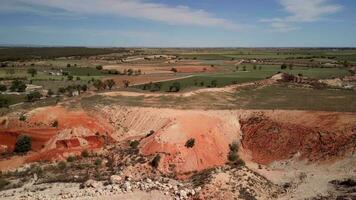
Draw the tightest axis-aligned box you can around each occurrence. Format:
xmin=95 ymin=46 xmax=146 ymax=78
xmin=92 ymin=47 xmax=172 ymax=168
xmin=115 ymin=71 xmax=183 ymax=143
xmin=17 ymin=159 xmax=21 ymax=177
xmin=150 ymin=154 xmax=161 ymax=168
xmin=10 ymin=80 xmax=26 ymax=92
xmin=96 ymin=65 xmax=103 ymax=70
xmin=47 ymin=89 xmax=54 ymax=96
xmin=127 ymin=68 xmax=134 ymax=76
xmin=0 ymin=84 xmax=7 ymax=92
xmin=185 ymin=138 xmax=195 ymax=148
xmin=211 ymin=80 xmax=218 ymax=87
xmin=58 ymin=87 xmax=66 ymax=94
xmin=281 ymin=64 xmax=288 ymax=70
xmin=253 ymin=65 xmax=257 ymax=70
xmin=169 ymin=82 xmax=181 ymax=92
xmin=14 ymin=135 xmax=32 ymax=153
xmin=81 ymin=84 xmax=88 ymax=92
xmin=93 ymin=80 xmax=105 ymax=90
xmin=171 ymin=68 xmax=178 ymax=73
xmin=242 ymin=66 xmax=246 ymax=71
xmin=105 ymin=79 xmax=116 ymax=90
xmin=27 ymin=91 xmax=42 ymax=102
xmin=67 ymin=75 xmax=73 ymax=81
xmin=289 ymin=64 xmax=294 ymax=70
xmin=27 ymin=68 xmax=37 ymax=77
xmin=122 ymin=80 xmax=130 ymax=88
xmin=0 ymin=97 xmax=9 ymax=108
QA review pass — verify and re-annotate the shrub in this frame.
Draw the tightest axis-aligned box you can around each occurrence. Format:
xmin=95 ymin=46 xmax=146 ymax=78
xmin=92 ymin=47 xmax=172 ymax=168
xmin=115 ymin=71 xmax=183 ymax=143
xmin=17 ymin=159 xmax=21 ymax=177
xmin=0 ymin=84 xmax=7 ymax=92
xmin=150 ymin=154 xmax=161 ymax=168
xmin=66 ymin=156 xmax=75 ymax=162
xmin=67 ymin=75 xmax=73 ymax=81
xmin=14 ymin=135 xmax=32 ymax=153
xmin=27 ymin=68 xmax=37 ymax=77
xmin=169 ymin=82 xmax=181 ymax=92
xmin=57 ymin=161 xmax=67 ymax=170
xmin=185 ymin=138 xmax=195 ymax=148
xmin=227 ymin=142 xmax=245 ymax=167
xmin=0 ymin=98 xmax=9 ymax=108
xmin=26 ymin=91 xmax=42 ymax=102
xmin=0 ymin=178 xmax=10 ymax=191
xmin=146 ymin=130 xmax=155 ymax=138
xmin=81 ymin=150 xmax=89 ymax=158
xmin=52 ymin=120 xmax=58 ymax=128
xmin=130 ymin=140 xmax=140 ymax=149
xmin=105 ymin=79 xmax=116 ymax=90
xmin=47 ymin=89 xmax=54 ymax=96
xmin=94 ymin=159 xmax=102 ymax=166
xmin=19 ymin=115 xmax=26 ymax=121
xmin=10 ymin=80 xmax=26 ymax=92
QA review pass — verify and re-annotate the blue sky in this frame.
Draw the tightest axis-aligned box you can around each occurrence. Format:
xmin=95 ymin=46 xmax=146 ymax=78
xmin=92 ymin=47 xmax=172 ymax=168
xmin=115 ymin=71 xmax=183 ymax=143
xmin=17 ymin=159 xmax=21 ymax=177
xmin=0 ymin=0 xmax=355 ymax=47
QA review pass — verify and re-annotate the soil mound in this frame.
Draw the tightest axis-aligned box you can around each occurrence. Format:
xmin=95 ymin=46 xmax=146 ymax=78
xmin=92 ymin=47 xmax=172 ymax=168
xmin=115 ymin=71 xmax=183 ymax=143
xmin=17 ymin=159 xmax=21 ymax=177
xmin=240 ymin=115 xmax=356 ymax=164
xmin=139 ymin=111 xmax=239 ymax=175
xmin=0 ymin=106 xmax=113 ymax=166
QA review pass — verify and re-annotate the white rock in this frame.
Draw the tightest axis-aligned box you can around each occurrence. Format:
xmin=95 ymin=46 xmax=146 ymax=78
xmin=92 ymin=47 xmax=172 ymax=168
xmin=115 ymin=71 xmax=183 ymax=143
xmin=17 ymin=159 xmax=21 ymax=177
xmin=110 ymin=175 xmax=122 ymax=184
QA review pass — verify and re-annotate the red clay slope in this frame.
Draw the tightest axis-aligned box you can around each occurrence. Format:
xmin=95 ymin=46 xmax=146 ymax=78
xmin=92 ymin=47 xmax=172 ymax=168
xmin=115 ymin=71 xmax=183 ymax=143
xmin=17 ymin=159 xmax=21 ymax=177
xmin=240 ymin=115 xmax=356 ymax=165
xmin=139 ymin=112 xmax=238 ymax=175
xmin=0 ymin=106 xmax=113 ymax=165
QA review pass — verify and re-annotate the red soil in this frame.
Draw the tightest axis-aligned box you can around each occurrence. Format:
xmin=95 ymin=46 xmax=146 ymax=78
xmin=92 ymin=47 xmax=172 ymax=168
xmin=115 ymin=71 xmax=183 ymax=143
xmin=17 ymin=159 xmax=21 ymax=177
xmin=139 ymin=113 xmax=238 ymax=175
xmin=240 ymin=115 xmax=356 ymax=165
xmin=0 ymin=106 xmax=113 ymax=167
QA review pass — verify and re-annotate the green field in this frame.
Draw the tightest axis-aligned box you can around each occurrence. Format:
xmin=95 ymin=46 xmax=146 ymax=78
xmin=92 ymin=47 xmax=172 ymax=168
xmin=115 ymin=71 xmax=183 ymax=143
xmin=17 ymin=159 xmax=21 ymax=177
xmin=235 ymin=84 xmax=356 ymax=112
xmin=0 ymin=94 xmax=26 ymax=105
xmin=134 ymin=66 xmax=350 ymax=92
xmin=86 ymin=83 xmax=356 ymax=112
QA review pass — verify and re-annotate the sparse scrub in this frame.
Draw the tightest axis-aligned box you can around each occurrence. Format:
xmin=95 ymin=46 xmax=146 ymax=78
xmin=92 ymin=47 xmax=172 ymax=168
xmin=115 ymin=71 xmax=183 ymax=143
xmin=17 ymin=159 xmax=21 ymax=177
xmin=228 ymin=142 xmax=245 ymax=167
xmin=130 ymin=140 xmax=140 ymax=149
xmin=14 ymin=135 xmax=32 ymax=153
xmin=185 ymin=138 xmax=195 ymax=148
xmin=66 ymin=156 xmax=76 ymax=162
xmin=57 ymin=161 xmax=67 ymax=170
xmin=150 ymin=154 xmax=161 ymax=168
xmin=81 ymin=150 xmax=89 ymax=158
xmin=94 ymin=159 xmax=102 ymax=166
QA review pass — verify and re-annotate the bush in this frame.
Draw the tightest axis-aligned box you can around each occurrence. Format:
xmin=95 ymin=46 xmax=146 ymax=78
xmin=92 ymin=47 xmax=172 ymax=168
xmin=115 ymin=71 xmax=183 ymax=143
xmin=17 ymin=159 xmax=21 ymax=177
xmin=10 ymin=80 xmax=26 ymax=92
xmin=0 ymin=98 xmax=9 ymax=108
xmin=27 ymin=68 xmax=37 ymax=77
xmin=0 ymin=84 xmax=7 ymax=92
xmin=105 ymin=79 xmax=116 ymax=90
xmin=66 ymin=156 xmax=75 ymax=162
xmin=150 ymin=154 xmax=161 ymax=168
xmin=81 ymin=150 xmax=89 ymax=158
xmin=0 ymin=178 xmax=10 ymax=191
xmin=14 ymin=135 xmax=32 ymax=153
xmin=19 ymin=115 xmax=26 ymax=121
xmin=57 ymin=161 xmax=67 ymax=170
xmin=130 ymin=140 xmax=140 ymax=149
xmin=26 ymin=91 xmax=42 ymax=102
xmin=47 ymin=89 xmax=54 ymax=96
xmin=169 ymin=82 xmax=181 ymax=92
xmin=94 ymin=159 xmax=102 ymax=166
xmin=52 ymin=120 xmax=58 ymax=128
xmin=185 ymin=138 xmax=195 ymax=148
xmin=67 ymin=75 xmax=73 ymax=81
xmin=227 ymin=142 xmax=245 ymax=167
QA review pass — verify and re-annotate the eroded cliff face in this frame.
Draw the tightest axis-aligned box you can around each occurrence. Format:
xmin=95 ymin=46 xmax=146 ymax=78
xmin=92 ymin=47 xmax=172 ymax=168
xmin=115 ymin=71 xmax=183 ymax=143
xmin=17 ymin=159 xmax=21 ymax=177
xmin=240 ymin=113 xmax=356 ymax=165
